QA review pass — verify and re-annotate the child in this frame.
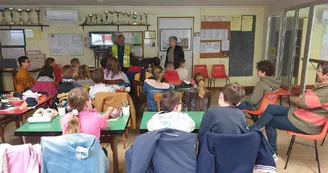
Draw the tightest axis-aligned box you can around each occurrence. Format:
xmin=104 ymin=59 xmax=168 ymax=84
xmin=236 ymin=60 xmax=280 ymax=110
xmin=198 ymin=83 xmax=247 ymax=140
xmin=70 ymin=58 xmax=81 ymax=79
xmin=143 ymin=66 xmax=173 ymax=111
xmin=134 ymin=60 xmax=152 ymax=82
xmin=37 ymin=66 xmax=55 ymax=82
xmin=189 ymin=73 xmax=209 ymax=111
xmin=89 ymin=69 xmax=115 ymax=100
xmin=100 ymin=57 xmax=109 ymax=71
xmin=45 ymin=57 xmax=62 ymax=82
xmin=104 ymin=57 xmax=130 ymax=84
xmin=147 ymin=90 xmax=195 ymax=132
xmin=79 ymin=65 xmax=91 ymax=80
xmin=152 ymin=57 xmax=161 ymax=66
xmin=175 ymin=59 xmax=189 ymax=81
xmin=164 ymin=62 xmax=180 ymax=82
xmin=16 ymin=56 xmax=34 ymax=92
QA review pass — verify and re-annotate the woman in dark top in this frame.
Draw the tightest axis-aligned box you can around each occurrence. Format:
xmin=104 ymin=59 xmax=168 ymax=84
xmin=165 ymin=36 xmax=185 ymax=69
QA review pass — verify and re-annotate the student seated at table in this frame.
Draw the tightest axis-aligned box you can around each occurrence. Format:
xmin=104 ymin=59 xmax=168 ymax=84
xmin=77 ymin=65 xmax=94 ymax=88
xmin=164 ymin=62 xmax=180 ymax=82
xmin=189 ymin=73 xmax=209 ymax=111
xmin=16 ymin=56 xmax=34 ymax=92
xmin=236 ymin=60 xmax=280 ymax=111
xmin=147 ymin=90 xmax=195 ymax=132
xmin=134 ymin=60 xmax=152 ymax=82
xmin=89 ymin=69 xmax=115 ymax=100
xmin=104 ymin=57 xmax=130 ymax=84
xmin=198 ymin=83 xmax=247 ymax=140
xmin=70 ymin=58 xmax=81 ymax=79
xmin=251 ymin=62 xmax=328 ymax=153
xmin=175 ymin=59 xmax=189 ymax=81
xmin=37 ymin=66 xmax=55 ymax=82
xmin=100 ymin=57 xmax=109 ymax=71
xmin=143 ymin=66 xmax=173 ymax=111
xmin=45 ymin=57 xmax=62 ymax=82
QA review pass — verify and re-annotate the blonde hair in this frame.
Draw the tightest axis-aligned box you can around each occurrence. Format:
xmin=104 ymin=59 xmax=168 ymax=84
xmin=194 ymin=73 xmax=206 ymax=99
xmin=79 ymin=65 xmax=91 ymax=80
xmin=65 ymin=88 xmax=89 ymax=134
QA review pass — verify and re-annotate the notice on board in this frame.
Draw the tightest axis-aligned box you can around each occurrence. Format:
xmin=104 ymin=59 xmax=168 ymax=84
xmin=242 ymin=16 xmax=253 ymax=31
xmin=200 ymin=42 xmax=220 ymax=53
xmin=231 ymin=16 xmax=242 ymax=31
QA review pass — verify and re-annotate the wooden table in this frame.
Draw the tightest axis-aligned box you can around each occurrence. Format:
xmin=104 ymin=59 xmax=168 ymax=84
xmin=139 ymin=111 xmax=205 ymax=133
xmin=15 ymin=113 xmax=130 ymax=173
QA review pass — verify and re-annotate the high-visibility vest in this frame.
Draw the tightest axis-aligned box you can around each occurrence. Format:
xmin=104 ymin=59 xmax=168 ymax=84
xmin=112 ymin=44 xmax=130 ymax=68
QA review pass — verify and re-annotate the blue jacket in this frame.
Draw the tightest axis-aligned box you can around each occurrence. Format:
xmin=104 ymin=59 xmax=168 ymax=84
xmin=125 ymin=128 xmax=197 ymax=173
xmin=142 ymin=79 xmax=172 ymax=111
xmin=41 ymin=133 xmax=109 ymax=173
xmin=198 ymin=130 xmax=277 ymax=173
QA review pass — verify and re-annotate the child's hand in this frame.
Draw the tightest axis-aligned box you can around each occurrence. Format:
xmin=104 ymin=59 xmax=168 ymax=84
xmin=103 ymin=107 xmax=114 ymax=119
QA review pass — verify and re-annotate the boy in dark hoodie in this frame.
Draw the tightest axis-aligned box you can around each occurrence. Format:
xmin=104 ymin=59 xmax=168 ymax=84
xmin=236 ymin=60 xmax=280 ymax=110
xmin=164 ymin=62 xmax=180 ymax=83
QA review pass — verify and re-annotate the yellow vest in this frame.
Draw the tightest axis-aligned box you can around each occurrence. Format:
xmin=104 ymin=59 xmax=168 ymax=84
xmin=112 ymin=44 xmax=130 ymax=68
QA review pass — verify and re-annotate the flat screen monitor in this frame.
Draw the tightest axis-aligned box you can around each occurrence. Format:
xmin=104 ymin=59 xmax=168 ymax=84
xmin=89 ymin=32 xmax=113 ymax=48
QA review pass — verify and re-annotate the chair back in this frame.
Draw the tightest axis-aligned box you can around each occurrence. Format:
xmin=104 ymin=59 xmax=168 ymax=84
xmin=154 ymin=92 xmax=184 ymax=112
xmin=319 ymin=121 xmax=328 ymax=140
xmin=104 ymin=79 xmax=124 ymax=85
xmin=186 ymin=91 xmax=212 ymax=111
xmin=212 ymin=64 xmax=228 ymax=79
xmin=277 ymin=88 xmax=292 ymax=96
xmin=257 ymin=91 xmax=279 ymax=114
xmin=194 ymin=65 xmax=209 ymax=78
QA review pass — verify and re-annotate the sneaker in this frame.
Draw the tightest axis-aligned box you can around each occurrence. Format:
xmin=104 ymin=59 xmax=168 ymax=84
xmin=44 ymin=108 xmax=58 ymax=118
xmin=33 ymin=108 xmax=44 ymax=117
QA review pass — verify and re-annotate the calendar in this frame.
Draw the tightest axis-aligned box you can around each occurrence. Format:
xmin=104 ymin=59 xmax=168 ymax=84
xmin=27 ymin=53 xmax=46 ymax=69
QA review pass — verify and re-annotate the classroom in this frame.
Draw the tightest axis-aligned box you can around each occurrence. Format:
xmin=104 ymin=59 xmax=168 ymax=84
xmin=0 ymin=0 xmax=328 ymax=172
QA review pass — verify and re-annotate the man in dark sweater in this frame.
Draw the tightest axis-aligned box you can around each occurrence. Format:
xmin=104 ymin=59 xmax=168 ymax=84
xmin=199 ymin=83 xmax=247 ymax=140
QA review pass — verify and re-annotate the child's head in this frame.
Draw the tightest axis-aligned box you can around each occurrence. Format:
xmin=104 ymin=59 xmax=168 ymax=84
xmin=70 ymin=58 xmax=80 ymax=68
xmin=62 ymin=65 xmax=74 ymax=78
xmin=161 ymin=90 xmax=182 ymax=112
xmin=106 ymin=56 xmax=121 ymax=78
xmin=66 ymin=87 xmax=91 ymax=134
xmin=151 ymin=66 xmax=164 ymax=82
xmin=79 ymin=65 xmax=91 ymax=80
xmin=45 ymin=57 xmax=55 ymax=67
xmin=18 ymin=56 xmax=31 ymax=69
xmin=91 ymin=69 xmax=105 ymax=84
xmin=256 ymin=60 xmax=275 ymax=77
xmin=178 ymin=59 xmax=185 ymax=68
xmin=193 ymin=73 xmax=206 ymax=98
xmin=219 ymin=83 xmax=245 ymax=106
xmin=100 ymin=57 xmax=109 ymax=69
xmin=166 ymin=62 xmax=175 ymax=71
xmin=38 ymin=66 xmax=54 ymax=79
xmin=152 ymin=57 xmax=161 ymax=66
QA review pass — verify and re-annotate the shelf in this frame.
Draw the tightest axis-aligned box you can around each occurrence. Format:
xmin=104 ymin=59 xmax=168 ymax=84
xmin=0 ymin=24 xmax=49 ymax=31
xmin=79 ymin=23 xmax=150 ymax=31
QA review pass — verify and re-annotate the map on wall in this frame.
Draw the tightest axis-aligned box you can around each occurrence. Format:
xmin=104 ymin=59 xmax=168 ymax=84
xmin=49 ymin=34 xmax=84 ymax=56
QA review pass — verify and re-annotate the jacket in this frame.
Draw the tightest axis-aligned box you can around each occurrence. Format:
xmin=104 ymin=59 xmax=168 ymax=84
xmin=125 ymin=128 xmax=197 ymax=173
xmin=93 ymin=92 xmax=136 ymax=129
xmin=53 ymin=78 xmax=81 ymax=107
xmin=31 ymin=81 xmax=58 ymax=102
xmin=165 ymin=45 xmax=185 ymax=69
xmin=41 ymin=133 xmax=108 ymax=173
xmin=147 ymin=111 xmax=195 ymax=132
xmin=112 ymin=44 xmax=131 ymax=68
xmin=246 ymin=76 xmax=280 ymax=109
xmin=15 ymin=67 xmax=35 ymax=92
xmin=198 ymin=130 xmax=277 ymax=173
xmin=288 ymin=84 xmax=328 ymax=134
xmin=164 ymin=70 xmax=180 ymax=83
xmin=142 ymin=79 xmax=172 ymax=111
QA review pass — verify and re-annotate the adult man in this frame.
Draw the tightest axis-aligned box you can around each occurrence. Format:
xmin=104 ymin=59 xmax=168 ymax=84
xmin=165 ymin=36 xmax=185 ymax=69
xmin=111 ymin=35 xmax=135 ymax=72
xmin=16 ymin=56 xmax=34 ymax=92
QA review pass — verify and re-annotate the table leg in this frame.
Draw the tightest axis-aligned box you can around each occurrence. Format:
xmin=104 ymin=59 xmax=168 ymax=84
xmin=110 ymin=135 xmax=119 ymax=173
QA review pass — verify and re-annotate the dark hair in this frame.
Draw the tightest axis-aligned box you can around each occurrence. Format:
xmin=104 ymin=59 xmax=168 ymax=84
xmin=106 ymin=56 xmax=121 ymax=78
xmin=152 ymin=57 xmax=161 ymax=66
xmin=320 ymin=62 xmax=328 ymax=75
xmin=130 ymin=56 xmax=140 ymax=66
xmin=91 ymin=69 xmax=104 ymax=84
xmin=18 ymin=56 xmax=29 ymax=66
xmin=151 ymin=66 xmax=164 ymax=82
xmin=100 ymin=57 xmax=109 ymax=69
xmin=178 ymin=59 xmax=185 ymax=67
xmin=160 ymin=91 xmax=181 ymax=112
xmin=221 ymin=83 xmax=245 ymax=106
xmin=139 ymin=60 xmax=149 ymax=82
xmin=166 ymin=62 xmax=174 ymax=68
xmin=37 ymin=66 xmax=54 ymax=79
xmin=62 ymin=65 xmax=74 ymax=78
xmin=256 ymin=60 xmax=275 ymax=76
xmin=45 ymin=57 xmax=55 ymax=67
xmin=70 ymin=58 xmax=80 ymax=67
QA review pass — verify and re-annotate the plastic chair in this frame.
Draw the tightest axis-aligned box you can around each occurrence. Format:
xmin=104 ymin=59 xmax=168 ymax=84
xmin=284 ymin=121 xmax=328 ymax=173
xmin=242 ymin=91 xmax=278 ymax=116
xmin=210 ymin=64 xmax=230 ymax=91
xmin=194 ymin=65 xmax=210 ymax=87
xmin=277 ymin=88 xmax=292 ymax=107
xmin=154 ymin=92 xmax=184 ymax=112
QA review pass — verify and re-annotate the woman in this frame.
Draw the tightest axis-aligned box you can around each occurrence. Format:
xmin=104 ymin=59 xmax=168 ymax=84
xmin=104 ymin=57 xmax=130 ymax=84
xmin=189 ymin=73 xmax=209 ymax=111
xmin=165 ymin=36 xmax=185 ymax=69
xmin=37 ymin=66 xmax=55 ymax=82
xmin=252 ymin=62 xmax=328 ymax=153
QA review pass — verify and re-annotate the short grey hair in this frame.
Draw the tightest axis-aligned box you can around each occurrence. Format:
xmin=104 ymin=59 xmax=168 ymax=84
xmin=117 ymin=35 xmax=125 ymax=39
xmin=169 ymin=36 xmax=177 ymax=42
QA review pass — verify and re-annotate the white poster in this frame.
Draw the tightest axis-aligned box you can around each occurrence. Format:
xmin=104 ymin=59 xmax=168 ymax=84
xmin=200 ymin=42 xmax=220 ymax=53
xmin=200 ymin=29 xmax=228 ymax=40
xmin=160 ymin=29 xmax=192 ymax=51
xmin=221 ymin=40 xmax=230 ymax=51
xmin=49 ymin=34 xmax=84 ymax=56
xmin=193 ymin=36 xmax=200 ymax=53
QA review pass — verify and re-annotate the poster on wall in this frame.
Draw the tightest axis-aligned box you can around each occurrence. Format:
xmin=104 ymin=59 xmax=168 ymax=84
xmin=160 ymin=28 xmax=192 ymax=51
xmin=321 ymin=24 xmax=328 ymax=60
xmin=49 ymin=34 xmax=84 ymax=56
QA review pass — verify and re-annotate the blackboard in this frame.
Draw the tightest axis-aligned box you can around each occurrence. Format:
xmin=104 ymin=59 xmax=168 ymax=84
xmin=229 ymin=16 xmax=256 ymax=76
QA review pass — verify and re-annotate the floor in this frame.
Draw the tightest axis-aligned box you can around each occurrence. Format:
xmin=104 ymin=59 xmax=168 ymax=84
xmin=2 ymin=91 xmax=328 ymax=173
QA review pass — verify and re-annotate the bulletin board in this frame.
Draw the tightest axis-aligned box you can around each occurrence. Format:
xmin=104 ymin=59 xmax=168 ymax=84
xmin=113 ymin=31 xmax=144 ymax=57
xmin=200 ymin=21 xmax=230 ymax=58
xmin=49 ymin=34 xmax=84 ymax=56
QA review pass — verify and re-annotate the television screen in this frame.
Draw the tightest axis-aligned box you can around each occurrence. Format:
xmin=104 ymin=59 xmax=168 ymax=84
xmin=89 ymin=32 xmax=114 ymax=47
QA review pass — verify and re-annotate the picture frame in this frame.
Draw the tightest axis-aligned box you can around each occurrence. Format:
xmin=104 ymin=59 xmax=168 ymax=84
xmin=144 ymin=30 xmax=156 ymax=39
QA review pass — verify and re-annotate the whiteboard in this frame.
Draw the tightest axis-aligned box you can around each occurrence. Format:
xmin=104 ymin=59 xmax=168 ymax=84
xmin=49 ymin=34 xmax=84 ymax=56
xmin=160 ymin=29 xmax=192 ymax=51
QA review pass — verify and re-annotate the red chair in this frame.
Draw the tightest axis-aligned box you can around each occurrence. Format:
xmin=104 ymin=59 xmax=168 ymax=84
xmin=242 ymin=91 xmax=278 ymax=118
xmin=210 ymin=64 xmax=230 ymax=91
xmin=194 ymin=65 xmax=210 ymax=87
xmin=277 ymin=88 xmax=292 ymax=107
xmin=284 ymin=121 xmax=328 ymax=173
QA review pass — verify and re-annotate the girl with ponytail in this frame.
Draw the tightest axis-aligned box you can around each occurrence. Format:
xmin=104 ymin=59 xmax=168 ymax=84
xmin=190 ymin=73 xmax=209 ymax=110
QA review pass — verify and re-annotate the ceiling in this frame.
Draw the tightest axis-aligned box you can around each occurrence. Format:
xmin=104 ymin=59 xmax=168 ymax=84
xmin=0 ymin=0 xmax=281 ymax=6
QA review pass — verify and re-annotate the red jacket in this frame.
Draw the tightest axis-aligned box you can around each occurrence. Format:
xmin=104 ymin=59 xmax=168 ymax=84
xmin=164 ymin=70 xmax=180 ymax=83
xmin=53 ymin=64 xmax=62 ymax=82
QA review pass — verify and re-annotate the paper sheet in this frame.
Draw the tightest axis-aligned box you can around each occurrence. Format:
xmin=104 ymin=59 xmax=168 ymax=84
xmin=131 ymin=47 xmax=143 ymax=57
xmin=49 ymin=34 xmax=84 ymax=56
xmin=144 ymin=39 xmax=156 ymax=48
xmin=242 ymin=16 xmax=253 ymax=31
xmin=25 ymin=29 xmax=42 ymax=40
xmin=221 ymin=40 xmax=230 ymax=51
xmin=200 ymin=42 xmax=220 ymax=53
xmin=201 ymin=29 xmax=228 ymax=40
xmin=193 ymin=36 xmax=200 ymax=53
xmin=231 ymin=16 xmax=242 ymax=31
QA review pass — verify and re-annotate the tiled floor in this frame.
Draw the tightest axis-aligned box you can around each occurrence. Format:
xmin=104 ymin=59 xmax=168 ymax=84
xmin=2 ymin=92 xmax=328 ymax=173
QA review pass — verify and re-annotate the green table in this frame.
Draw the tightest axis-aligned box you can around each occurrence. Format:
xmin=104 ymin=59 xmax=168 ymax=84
xmin=140 ymin=111 xmax=205 ymax=133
